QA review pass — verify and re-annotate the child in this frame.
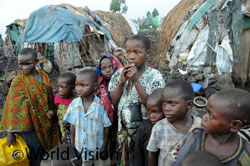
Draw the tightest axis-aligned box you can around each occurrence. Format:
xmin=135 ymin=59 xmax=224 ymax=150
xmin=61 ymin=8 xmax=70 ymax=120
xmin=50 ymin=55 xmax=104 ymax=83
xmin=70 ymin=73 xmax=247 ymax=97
xmin=96 ymin=54 xmax=123 ymax=123
xmin=96 ymin=54 xmax=123 ymax=162
xmin=64 ymin=69 xmax=111 ymax=166
xmin=147 ymin=79 xmax=202 ymax=166
xmin=108 ymin=34 xmax=165 ymax=165
xmin=0 ymin=48 xmax=60 ymax=166
xmin=173 ymin=88 xmax=250 ymax=166
xmin=54 ymin=72 xmax=76 ymax=144
xmin=181 ymin=151 xmax=222 ymax=166
xmin=131 ymin=88 xmax=165 ymax=166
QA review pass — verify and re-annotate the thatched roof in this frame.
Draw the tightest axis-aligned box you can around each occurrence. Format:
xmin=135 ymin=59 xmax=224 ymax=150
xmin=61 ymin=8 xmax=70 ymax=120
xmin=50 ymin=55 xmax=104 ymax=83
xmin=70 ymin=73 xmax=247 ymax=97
xmin=94 ymin=10 xmax=133 ymax=48
xmin=157 ymin=0 xmax=205 ymax=62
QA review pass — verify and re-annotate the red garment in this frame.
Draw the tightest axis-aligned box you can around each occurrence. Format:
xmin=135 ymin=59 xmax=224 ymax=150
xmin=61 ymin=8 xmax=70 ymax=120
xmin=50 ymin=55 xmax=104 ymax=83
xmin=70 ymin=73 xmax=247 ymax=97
xmin=95 ymin=55 xmax=123 ymax=122
xmin=54 ymin=94 xmax=74 ymax=107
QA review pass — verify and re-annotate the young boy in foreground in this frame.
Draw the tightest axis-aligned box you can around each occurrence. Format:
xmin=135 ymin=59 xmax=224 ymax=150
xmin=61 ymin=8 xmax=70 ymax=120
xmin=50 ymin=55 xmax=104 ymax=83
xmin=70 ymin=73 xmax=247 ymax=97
xmin=147 ymin=79 xmax=202 ymax=166
xmin=64 ymin=69 xmax=111 ymax=166
xmin=131 ymin=88 xmax=165 ymax=166
xmin=173 ymin=88 xmax=250 ymax=166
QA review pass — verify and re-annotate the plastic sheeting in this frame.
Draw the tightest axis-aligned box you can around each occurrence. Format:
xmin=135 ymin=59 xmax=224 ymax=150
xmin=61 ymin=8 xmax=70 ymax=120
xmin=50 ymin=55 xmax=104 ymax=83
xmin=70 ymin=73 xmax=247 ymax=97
xmin=165 ymin=0 xmax=242 ymax=76
xmin=187 ymin=26 xmax=209 ymax=71
xmin=18 ymin=5 xmax=97 ymax=43
xmin=126 ymin=18 xmax=139 ymax=34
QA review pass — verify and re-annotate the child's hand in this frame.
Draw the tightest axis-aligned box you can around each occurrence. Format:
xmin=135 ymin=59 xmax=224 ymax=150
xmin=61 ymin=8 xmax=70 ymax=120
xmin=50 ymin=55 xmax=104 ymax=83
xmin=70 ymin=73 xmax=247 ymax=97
xmin=121 ymin=65 xmax=130 ymax=83
xmin=126 ymin=64 xmax=139 ymax=83
xmin=46 ymin=110 xmax=54 ymax=119
xmin=7 ymin=132 xmax=16 ymax=147
xmin=100 ymin=147 xmax=109 ymax=160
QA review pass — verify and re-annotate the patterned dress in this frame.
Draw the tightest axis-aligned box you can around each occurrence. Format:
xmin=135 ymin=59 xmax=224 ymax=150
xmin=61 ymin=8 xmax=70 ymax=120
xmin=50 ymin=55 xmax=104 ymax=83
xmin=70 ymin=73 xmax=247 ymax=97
xmin=108 ymin=66 xmax=165 ymax=165
xmin=96 ymin=54 xmax=123 ymax=123
xmin=54 ymin=94 xmax=74 ymax=144
xmin=0 ymin=70 xmax=60 ymax=151
xmin=108 ymin=66 xmax=165 ymax=133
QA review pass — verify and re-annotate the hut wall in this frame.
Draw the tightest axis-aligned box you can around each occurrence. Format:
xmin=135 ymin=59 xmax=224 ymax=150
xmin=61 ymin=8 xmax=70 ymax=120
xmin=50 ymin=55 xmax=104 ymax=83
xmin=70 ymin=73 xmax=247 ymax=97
xmin=233 ymin=28 xmax=250 ymax=86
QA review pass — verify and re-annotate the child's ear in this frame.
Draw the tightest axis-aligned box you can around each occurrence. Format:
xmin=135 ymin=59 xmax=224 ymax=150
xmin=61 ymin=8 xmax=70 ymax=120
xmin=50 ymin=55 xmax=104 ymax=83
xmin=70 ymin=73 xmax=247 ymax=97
xmin=230 ymin=120 xmax=242 ymax=133
xmin=187 ymin=100 xmax=193 ymax=109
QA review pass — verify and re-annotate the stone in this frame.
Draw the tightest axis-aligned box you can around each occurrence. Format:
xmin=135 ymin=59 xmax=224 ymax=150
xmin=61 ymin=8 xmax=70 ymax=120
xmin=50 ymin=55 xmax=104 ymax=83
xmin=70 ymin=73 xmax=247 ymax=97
xmin=195 ymin=73 xmax=203 ymax=81
xmin=203 ymin=66 xmax=212 ymax=74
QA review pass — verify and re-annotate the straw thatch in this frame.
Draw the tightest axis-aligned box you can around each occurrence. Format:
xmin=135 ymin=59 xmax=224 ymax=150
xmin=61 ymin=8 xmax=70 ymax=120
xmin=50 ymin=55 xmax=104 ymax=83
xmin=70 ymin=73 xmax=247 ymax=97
xmin=157 ymin=0 xmax=205 ymax=64
xmin=94 ymin=10 xmax=133 ymax=48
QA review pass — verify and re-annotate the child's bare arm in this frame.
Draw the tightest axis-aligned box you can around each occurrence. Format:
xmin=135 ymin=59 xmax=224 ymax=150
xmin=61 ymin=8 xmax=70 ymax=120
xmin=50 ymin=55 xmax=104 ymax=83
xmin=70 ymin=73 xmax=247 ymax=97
xmin=70 ymin=124 xmax=75 ymax=146
xmin=102 ymin=127 xmax=110 ymax=150
xmin=100 ymin=127 xmax=110 ymax=159
xmin=148 ymin=151 xmax=158 ymax=166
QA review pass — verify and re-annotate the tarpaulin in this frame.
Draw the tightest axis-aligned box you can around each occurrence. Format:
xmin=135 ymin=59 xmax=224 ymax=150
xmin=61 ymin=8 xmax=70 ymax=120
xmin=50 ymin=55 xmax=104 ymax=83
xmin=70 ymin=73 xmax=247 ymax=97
xmin=18 ymin=5 xmax=97 ymax=43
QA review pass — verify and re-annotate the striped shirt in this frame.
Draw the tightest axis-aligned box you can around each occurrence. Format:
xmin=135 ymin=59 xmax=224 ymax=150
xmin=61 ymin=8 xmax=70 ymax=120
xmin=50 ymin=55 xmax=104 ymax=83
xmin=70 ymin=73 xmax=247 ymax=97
xmin=147 ymin=116 xmax=202 ymax=166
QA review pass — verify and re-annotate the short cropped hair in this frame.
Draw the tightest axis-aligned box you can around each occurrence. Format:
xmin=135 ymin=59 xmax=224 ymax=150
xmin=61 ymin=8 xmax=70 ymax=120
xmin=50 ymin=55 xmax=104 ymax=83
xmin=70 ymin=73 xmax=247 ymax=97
xmin=164 ymin=79 xmax=194 ymax=100
xmin=181 ymin=151 xmax=222 ymax=166
xmin=78 ymin=68 xmax=98 ymax=83
xmin=147 ymin=88 xmax=163 ymax=107
xmin=126 ymin=34 xmax=151 ymax=50
xmin=212 ymin=88 xmax=250 ymax=126
xmin=58 ymin=72 xmax=76 ymax=86
xmin=19 ymin=48 xmax=37 ymax=60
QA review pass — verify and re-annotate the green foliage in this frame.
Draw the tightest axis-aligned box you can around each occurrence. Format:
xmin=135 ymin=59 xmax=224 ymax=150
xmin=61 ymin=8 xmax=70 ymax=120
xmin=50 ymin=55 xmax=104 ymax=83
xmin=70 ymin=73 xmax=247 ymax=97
xmin=152 ymin=8 xmax=159 ymax=17
xmin=110 ymin=0 xmax=128 ymax=14
xmin=110 ymin=0 xmax=121 ymax=13
xmin=122 ymin=5 xmax=128 ymax=14
xmin=146 ymin=11 xmax=152 ymax=19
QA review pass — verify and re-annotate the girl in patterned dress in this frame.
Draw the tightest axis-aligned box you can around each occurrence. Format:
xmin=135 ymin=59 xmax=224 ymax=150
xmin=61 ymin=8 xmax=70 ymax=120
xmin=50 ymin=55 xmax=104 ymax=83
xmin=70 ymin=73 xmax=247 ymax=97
xmin=54 ymin=72 xmax=76 ymax=144
xmin=108 ymin=34 xmax=165 ymax=165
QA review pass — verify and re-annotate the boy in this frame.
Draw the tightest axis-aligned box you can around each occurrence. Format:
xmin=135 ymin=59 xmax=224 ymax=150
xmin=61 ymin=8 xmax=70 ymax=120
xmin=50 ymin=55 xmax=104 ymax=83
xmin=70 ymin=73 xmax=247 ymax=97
xmin=181 ymin=151 xmax=222 ymax=166
xmin=54 ymin=72 xmax=76 ymax=144
xmin=147 ymin=79 xmax=202 ymax=166
xmin=0 ymin=48 xmax=60 ymax=166
xmin=173 ymin=88 xmax=250 ymax=166
xmin=131 ymin=88 xmax=165 ymax=166
xmin=64 ymin=69 xmax=111 ymax=166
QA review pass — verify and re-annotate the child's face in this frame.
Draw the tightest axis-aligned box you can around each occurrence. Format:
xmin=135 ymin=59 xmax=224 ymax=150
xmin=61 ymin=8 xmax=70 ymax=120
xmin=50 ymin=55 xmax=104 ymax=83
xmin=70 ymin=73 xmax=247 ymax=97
xmin=75 ymin=75 xmax=96 ymax=98
xmin=57 ymin=78 xmax=74 ymax=99
xmin=101 ymin=58 xmax=114 ymax=80
xmin=162 ymin=88 xmax=190 ymax=122
xmin=18 ymin=53 xmax=37 ymax=75
xmin=147 ymin=103 xmax=164 ymax=124
xmin=201 ymin=96 xmax=231 ymax=135
xmin=125 ymin=39 xmax=149 ymax=69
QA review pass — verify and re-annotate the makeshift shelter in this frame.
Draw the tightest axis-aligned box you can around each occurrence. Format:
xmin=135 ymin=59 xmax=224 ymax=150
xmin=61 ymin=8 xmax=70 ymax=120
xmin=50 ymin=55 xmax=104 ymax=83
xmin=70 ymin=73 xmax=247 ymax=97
xmin=94 ymin=10 xmax=133 ymax=48
xmin=158 ymin=0 xmax=245 ymax=96
xmin=159 ymin=0 xmax=242 ymax=86
xmin=4 ymin=4 xmax=131 ymax=73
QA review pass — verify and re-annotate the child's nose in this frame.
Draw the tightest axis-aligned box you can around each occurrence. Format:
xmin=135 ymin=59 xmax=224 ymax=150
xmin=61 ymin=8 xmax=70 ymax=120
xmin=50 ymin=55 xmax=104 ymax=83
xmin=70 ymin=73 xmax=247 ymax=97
xmin=162 ymin=104 xmax=170 ymax=112
xmin=128 ymin=53 xmax=136 ymax=60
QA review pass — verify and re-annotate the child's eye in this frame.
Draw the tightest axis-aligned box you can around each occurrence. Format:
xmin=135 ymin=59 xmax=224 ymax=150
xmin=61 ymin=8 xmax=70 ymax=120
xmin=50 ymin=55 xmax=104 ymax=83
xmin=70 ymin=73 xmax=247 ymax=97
xmin=171 ymin=103 xmax=176 ymax=106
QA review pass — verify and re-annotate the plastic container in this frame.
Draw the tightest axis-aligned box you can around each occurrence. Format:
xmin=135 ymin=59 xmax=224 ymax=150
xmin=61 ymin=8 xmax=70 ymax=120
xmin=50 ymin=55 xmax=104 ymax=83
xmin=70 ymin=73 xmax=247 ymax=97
xmin=0 ymin=134 xmax=30 ymax=166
